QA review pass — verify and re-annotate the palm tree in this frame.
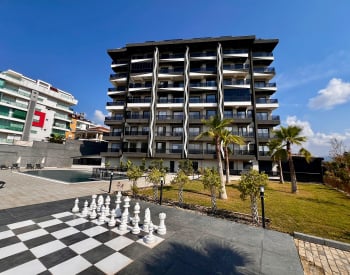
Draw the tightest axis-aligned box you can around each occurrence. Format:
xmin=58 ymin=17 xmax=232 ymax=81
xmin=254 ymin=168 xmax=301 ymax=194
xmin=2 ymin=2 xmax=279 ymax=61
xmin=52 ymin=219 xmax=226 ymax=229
xmin=273 ymin=126 xmax=311 ymax=193
xmin=196 ymin=115 xmax=233 ymax=199
xmin=221 ymin=129 xmax=245 ymax=184
xmin=267 ymin=139 xmax=287 ymax=183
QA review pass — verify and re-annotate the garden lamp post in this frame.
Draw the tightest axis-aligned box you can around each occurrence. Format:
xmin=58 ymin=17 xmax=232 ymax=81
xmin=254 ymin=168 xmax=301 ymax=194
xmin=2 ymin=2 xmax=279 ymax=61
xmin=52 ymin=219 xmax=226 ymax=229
xmin=108 ymin=172 xmax=114 ymax=193
xmin=159 ymin=176 xmax=164 ymax=205
xmin=260 ymin=186 xmax=266 ymax=228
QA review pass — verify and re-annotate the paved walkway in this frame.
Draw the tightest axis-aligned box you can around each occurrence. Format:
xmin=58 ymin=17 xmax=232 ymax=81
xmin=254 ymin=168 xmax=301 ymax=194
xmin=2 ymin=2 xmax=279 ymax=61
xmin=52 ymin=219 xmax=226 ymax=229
xmin=1 ymin=169 xmax=349 ymax=274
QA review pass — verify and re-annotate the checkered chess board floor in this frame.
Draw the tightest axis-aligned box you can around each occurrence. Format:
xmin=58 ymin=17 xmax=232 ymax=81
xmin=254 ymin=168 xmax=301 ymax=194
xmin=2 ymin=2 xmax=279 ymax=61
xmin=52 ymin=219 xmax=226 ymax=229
xmin=0 ymin=211 xmax=164 ymax=274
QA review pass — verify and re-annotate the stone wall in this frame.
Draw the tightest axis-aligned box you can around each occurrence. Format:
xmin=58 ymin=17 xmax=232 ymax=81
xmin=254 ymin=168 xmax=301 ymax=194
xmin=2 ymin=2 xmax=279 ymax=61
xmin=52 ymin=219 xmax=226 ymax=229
xmin=0 ymin=140 xmax=107 ymax=168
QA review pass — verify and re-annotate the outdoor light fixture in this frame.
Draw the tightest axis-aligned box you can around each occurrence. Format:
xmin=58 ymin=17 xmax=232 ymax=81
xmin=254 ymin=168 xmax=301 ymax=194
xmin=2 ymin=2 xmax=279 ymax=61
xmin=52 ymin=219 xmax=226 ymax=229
xmin=260 ymin=186 xmax=266 ymax=228
xmin=159 ymin=176 xmax=164 ymax=205
xmin=108 ymin=171 xmax=114 ymax=193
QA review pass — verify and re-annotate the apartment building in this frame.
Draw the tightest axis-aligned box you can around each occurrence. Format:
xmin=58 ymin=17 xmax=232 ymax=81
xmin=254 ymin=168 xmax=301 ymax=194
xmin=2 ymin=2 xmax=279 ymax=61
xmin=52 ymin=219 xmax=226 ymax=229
xmin=103 ymin=35 xmax=279 ymax=173
xmin=0 ymin=69 xmax=77 ymax=143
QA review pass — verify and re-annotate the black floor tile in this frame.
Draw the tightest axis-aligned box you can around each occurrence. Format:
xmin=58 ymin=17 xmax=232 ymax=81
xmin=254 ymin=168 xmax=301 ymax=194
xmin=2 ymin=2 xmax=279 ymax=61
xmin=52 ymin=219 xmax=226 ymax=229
xmin=44 ymin=222 xmax=69 ymax=233
xmin=78 ymin=265 xmax=105 ymax=275
xmin=39 ymin=247 xmax=77 ymax=268
xmin=81 ymin=244 xmax=115 ymax=264
xmin=0 ymin=250 xmax=36 ymax=273
xmin=124 ymin=231 xmax=147 ymax=242
xmin=60 ymin=232 xmax=89 ymax=246
xmin=0 ymin=224 xmax=10 ymax=232
xmin=12 ymin=224 xmax=40 ymax=235
xmin=0 ymin=235 xmax=21 ymax=248
xmin=24 ymin=234 xmax=57 ymax=249
xmin=73 ymin=221 xmax=97 ymax=231
xmin=58 ymin=215 xmax=76 ymax=222
xmin=33 ymin=215 xmax=56 ymax=223
xmin=94 ymin=230 xmax=120 ymax=243
xmin=119 ymin=242 xmax=150 ymax=260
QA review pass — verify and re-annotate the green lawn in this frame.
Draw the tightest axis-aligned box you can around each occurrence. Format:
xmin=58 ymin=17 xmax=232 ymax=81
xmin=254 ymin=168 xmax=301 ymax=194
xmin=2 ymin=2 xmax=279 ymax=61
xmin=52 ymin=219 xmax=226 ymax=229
xmin=138 ymin=180 xmax=350 ymax=243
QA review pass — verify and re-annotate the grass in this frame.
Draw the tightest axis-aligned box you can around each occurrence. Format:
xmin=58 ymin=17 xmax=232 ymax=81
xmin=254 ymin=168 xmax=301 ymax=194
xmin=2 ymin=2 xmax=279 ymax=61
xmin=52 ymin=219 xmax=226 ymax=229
xmin=138 ymin=180 xmax=350 ymax=243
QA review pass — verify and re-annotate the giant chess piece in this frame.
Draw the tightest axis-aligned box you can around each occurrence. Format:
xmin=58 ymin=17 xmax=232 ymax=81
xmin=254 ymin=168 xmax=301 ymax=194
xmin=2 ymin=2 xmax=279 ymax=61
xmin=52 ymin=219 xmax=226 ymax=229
xmin=115 ymin=191 xmax=122 ymax=218
xmin=108 ymin=209 xmax=116 ymax=227
xmin=144 ymin=222 xmax=156 ymax=244
xmin=157 ymin=212 xmax=166 ymax=235
xmin=105 ymin=195 xmax=111 ymax=216
xmin=98 ymin=205 xmax=106 ymax=223
xmin=81 ymin=200 xmax=89 ymax=217
xmin=90 ymin=195 xmax=97 ymax=215
xmin=123 ymin=196 xmax=131 ymax=222
xmin=97 ymin=195 xmax=104 ymax=213
xmin=90 ymin=207 xmax=97 ymax=220
xmin=72 ymin=198 xmax=79 ymax=213
xmin=119 ymin=211 xmax=128 ymax=231
xmin=133 ymin=202 xmax=141 ymax=224
xmin=143 ymin=208 xmax=151 ymax=232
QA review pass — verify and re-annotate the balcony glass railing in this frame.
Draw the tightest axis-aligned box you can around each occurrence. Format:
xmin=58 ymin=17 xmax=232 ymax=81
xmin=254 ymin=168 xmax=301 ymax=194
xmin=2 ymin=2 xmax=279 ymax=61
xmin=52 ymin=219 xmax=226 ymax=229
xmin=159 ymin=68 xmax=184 ymax=74
xmin=157 ymin=115 xmax=183 ymax=120
xmin=105 ymin=115 xmax=124 ymax=121
xmin=253 ymin=52 xmax=273 ymax=57
xmin=223 ymin=114 xmax=253 ymax=119
xmin=257 ymin=115 xmax=280 ymax=121
xmin=123 ymin=148 xmax=148 ymax=153
xmin=159 ymin=53 xmax=184 ymax=59
xmin=0 ymin=124 xmax=23 ymax=132
xmin=129 ymin=83 xmax=152 ymax=88
xmin=188 ymin=149 xmax=216 ymax=155
xmin=254 ymin=82 xmax=276 ymax=88
xmin=106 ymin=101 xmax=125 ymax=106
xmin=2 ymin=86 xmax=31 ymax=98
xmin=256 ymin=98 xmax=278 ymax=104
xmin=190 ymin=52 xmax=216 ymax=57
xmin=253 ymin=67 xmax=275 ymax=74
xmin=112 ymin=60 xmax=128 ymax=65
xmin=190 ymin=67 xmax=217 ymax=73
xmin=124 ymin=131 xmax=149 ymax=136
xmin=126 ymin=114 xmax=149 ymax=119
xmin=158 ymin=83 xmax=184 ymax=88
xmin=224 ymin=96 xmax=251 ymax=102
xmin=0 ymin=98 xmax=28 ymax=109
xmin=223 ymin=79 xmax=251 ymax=85
xmin=223 ymin=49 xmax=248 ymax=55
xmin=232 ymin=150 xmax=255 ymax=155
xmin=223 ymin=64 xmax=248 ymax=70
xmin=110 ymin=73 xmax=128 ymax=79
xmin=190 ymin=82 xmax=217 ymax=87
xmin=108 ymin=87 xmax=126 ymax=92
xmin=131 ymin=53 xmax=153 ymax=59
xmin=127 ymin=98 xmax=151 ymax=104
xmin=158 ymin=98 xmax=184 ymax=104
xmin=105 ymin=132 xmax=122 ymax=137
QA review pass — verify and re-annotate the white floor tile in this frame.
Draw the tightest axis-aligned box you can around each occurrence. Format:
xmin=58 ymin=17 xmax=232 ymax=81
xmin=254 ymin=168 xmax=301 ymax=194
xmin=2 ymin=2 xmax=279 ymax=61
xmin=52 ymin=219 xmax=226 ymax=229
xmin=37 ymin=219 xmax=61 ymax=228
xmin=65 ymin=217 xmax=88 ymax=227
xmin=0 ymin=230 xmax=15 ymax=240
xmin=137 ymin=235 xmax=164 ymax=248
xmin=111 ymin=226 xmax=131 ymax=235
xmin=105 ymin=236 xmax=134 ymax=251
xmin=7 ymin=220 xmax=34 ymax=229
xmin=30 ymin=240 xmax=66 ymax=258
xmin=69 ymin=238 xmax=101 ymax=254
xmin=1 ymin=259 xmax=46 ymax=275
xmin=52 ymin=212 xmax=73 ymax=218
xmin=95 ymin=252 xmax=132 ymax=274
xmin=0 ymin=242 xmax=27 ymax=259
xmin=49 ymin=255 xmax=91 ymax=275
xmin=51 ymin=227 xmax=79 ymax=239
xmin=82 ymin=226 xmax=108 ymax=237
xmin=17 ymin=228 xmax=48 ymax=241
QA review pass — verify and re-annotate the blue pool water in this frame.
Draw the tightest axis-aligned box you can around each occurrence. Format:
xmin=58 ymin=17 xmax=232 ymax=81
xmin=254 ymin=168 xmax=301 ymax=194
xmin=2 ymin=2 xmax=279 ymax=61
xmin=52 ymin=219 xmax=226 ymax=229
xmin=23 ymin=170 xmax=96 ymax=183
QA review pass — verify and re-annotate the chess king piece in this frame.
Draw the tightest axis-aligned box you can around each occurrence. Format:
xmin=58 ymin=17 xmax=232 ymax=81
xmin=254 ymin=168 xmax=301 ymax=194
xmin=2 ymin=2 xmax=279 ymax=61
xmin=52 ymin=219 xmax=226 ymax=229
xmin=115 ymin=191 xmax=122 ymax=218
xmin=72 ymin=198 xmax=79 ymax=213
xmin=123 ymin=196 xmax=131 ymax=222
xmin=157 ymin=212 xmax=166 ymax=235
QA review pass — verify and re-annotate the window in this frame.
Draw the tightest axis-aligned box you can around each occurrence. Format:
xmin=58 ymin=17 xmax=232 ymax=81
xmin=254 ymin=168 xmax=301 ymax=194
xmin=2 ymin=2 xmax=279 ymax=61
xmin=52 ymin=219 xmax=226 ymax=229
xmin=189 ymin=111 xmax=200 ymax=119
xmin=156 ymin=142 xmax=166 ymax=153
xmin=111 ymin=143 xmax=121 ymax=152
xmin=206 ymin=110 xmax=216 ymax=118
xmin=112 ymin=128 xmax=122 ymax=136
xmin=158 ymin=111 xmax=167 ymax=119
xmin=172 ymin=127 xmax=183 ymax=136
xmin=206 ymin=94 xmax=216 ymax=103
xmin=258 ymin=128 xmax=269 ymax=138
xmin=206 ymin=143 xmax=215 ymax=154
xmin=237 ymin=110 xmax=246 ymax=118
xmin=190 ymin=96 xmax=200 ymax=103
xmin=224 ymin=110 xmax=233 ymax=118
xmin=173 ymin=111 xmax=183 ymax=119
xmin=157 ymin=126 xmax=166 ymax=136
xmin=257 ymin=112 xmax=268 ymax=120
xmin=189 ymin=127 xmax=200 ymax=136
xmin=171 ymin=143 xmax=182 ymax=153
xmin=189 ymin=143 xmax=201 ymax=154
xmin=143 ymin=111 xmax=150 ymax=118
xmin=159 ymin=96 xmax=168 ymax=103
xmin=142 ymin=127 xmax=149 ymax=135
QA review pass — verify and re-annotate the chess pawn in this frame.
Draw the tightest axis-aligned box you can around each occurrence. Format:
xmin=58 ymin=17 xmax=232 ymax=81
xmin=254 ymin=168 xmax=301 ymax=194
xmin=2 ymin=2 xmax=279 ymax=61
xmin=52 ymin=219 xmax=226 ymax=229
xmin=98 ymin=206 xmax=106 ymax=223
xmin=157 ymin=212 xmax=166 ymax=235
xmin=108 ymin=209 xmax=116 ymax=227
xmin=90 ymin=208 xmax=97 ymax=220
xmin=143 ymin=208 xmax=151 ymax=232
xmin=131 ymin=217 xmax=141 ymax=234
xmin=144 ymin=222 xmax=156 ymax=244
xmin=115 ymin=191 xmax=122 ymax=218
xmin=81 ymin=200 xmax=89 ymax=217
xmin=119 ymin=212 xmax=128 ymax=231
xmin=72 ymin=198 xmax=79 ymax=213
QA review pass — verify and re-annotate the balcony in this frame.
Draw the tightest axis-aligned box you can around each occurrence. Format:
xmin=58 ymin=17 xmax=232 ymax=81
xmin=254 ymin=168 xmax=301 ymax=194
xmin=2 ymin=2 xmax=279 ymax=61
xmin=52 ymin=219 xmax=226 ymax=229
xmin=100 ymin=148 xmax=122 ymax=157
xmin=103 ymin=132 xmax=122 ymax=141
xmin=256 ymin=98 xmax=278 ymax=109
xmin=223 ymin=49 xmax=249 ymax=58
xmin=158 ymin=98 xmax=184 ymax=104
xmin=110 ymin=73 xmax=128 ymax=80
xmin=156 ymin=115 xmax=183 ymax=124
xmin=155 ymin=131 xmax=183 ymax=141
xmin=223 ymin=79 xmax=250 ymax=86
xmin=223 ymin=114 xmax=252 ymax=124
xmin=155 ymin=148 xmax=182 ymax=159
xmin=124 ymin=130 xmax=149 ymax=141
xmin=187 ymin=149 xmax=216 ymax=159
xmin=0 ymin=98 xmax=28 ymax=110
xmin=125 ymin=114 xmax=149 ymax=124
xmin=159 ymin=68 xmax=184 ymax=74
xmin=106 ymin=101 xmax=125 ymax=110
xmin=122 ymin=147 xmax=148 ymax=157
xmin=1 ymin=85 xmax=31 ymax=99
xmin=129 ymin=83 xmax=152 ymax=89
xmin=257 ymin=115 xmax=280 ymax=126
xmin=190 ymin=82 xmax=217 ymax=90
xmin=104 ymin=115 xmax=124 ymax=125
xmin=230 ymin=150 xmax=256 ymax=160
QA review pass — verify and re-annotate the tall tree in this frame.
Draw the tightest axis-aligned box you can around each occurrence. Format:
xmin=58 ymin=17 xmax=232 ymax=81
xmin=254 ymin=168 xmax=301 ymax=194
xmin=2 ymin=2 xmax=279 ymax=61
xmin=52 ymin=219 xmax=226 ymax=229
xmin=273 ymin=126 xmax=311 ymax=193
xmin=221 ymin=129 xmax=245 ymax=184
xmin=196 ymin=115 xmax=233 ymax=199
xmin=267 ymin=139 xmax=287 ymax=183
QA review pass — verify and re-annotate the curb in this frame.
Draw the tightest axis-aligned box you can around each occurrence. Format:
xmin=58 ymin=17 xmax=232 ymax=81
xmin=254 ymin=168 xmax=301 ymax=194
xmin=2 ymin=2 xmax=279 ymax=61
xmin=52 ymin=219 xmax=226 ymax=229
xmin=294 ymin=232 xmax=350 ymax=252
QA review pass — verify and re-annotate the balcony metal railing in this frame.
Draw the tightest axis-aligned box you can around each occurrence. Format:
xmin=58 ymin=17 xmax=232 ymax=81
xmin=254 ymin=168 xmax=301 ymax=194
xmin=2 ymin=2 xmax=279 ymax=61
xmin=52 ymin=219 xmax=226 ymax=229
xmin=160 ymin=53 xmax=184 ymax=59
xmin=190 ymin=82 xmax=217 ymax=87
xmin=255 ymin=82 xmax=276 ymax=88
xmin=129 ymin=83 xmax=152 ymax=89
xmin=127 ymin=98 xmax=151 ymax=104
xmin=126 ymin=114 xmax=150 ymax=119
xmin=223 ymin=49 xmax=248 ymax=55
xmin=159 ymin=68 xmax=184 ymax=74
xmin=108 ymin=87 xmax=126 ymax=92
xmin=158 ymin=98 xmax=184 ymax=104
xmin=124 ymin=131 xmax=149 ymax=136
xmin=110 ymin=73 xmax=128 ymax=80
xmin=253 ymin=52 xmax=273 ymax=57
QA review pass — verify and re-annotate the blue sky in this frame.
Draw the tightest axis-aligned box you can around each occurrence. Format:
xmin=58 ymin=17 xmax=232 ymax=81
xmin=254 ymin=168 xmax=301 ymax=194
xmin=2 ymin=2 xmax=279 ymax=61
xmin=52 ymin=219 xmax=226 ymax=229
xmin=1 ymin=0 xmax=350 ymax=157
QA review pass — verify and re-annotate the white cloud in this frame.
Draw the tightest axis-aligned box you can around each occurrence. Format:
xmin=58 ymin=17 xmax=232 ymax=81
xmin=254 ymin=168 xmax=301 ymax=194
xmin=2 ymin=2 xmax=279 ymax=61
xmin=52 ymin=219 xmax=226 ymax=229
xmin=284 ymin=116 xmax=350 ymax=157
xmin=308 ymin=78 xmax=350 ymax=110
xmin=93 ymin=110 xmax=107 ymax=126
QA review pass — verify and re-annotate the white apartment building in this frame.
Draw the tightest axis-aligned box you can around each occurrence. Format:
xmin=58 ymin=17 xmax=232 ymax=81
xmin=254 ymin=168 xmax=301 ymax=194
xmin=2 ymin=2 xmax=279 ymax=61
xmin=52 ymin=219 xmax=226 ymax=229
xmin=0 ymin=69 xmax=78 ymax=143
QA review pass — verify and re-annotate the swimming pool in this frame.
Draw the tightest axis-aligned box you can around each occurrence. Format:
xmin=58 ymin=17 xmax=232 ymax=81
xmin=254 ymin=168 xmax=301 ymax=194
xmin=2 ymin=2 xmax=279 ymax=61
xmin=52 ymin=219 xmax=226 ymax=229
xmin=23 ymin=170 xmax=97 ymax=183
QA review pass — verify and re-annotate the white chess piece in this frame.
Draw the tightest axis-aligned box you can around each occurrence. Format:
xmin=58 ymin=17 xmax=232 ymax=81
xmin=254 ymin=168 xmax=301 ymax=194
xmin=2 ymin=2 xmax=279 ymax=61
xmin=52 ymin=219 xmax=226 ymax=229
xmin=105 ymin=195 xmax=111 ymax=216
xmin=81 ymin=200 xmax=89 ymax=217
xmin=98 ymin=205 xmax=106 ymax=223
xmin=131 ymin=217 xmax=141 ymax=234
xmin=144 ymin=222 xmax=156 ymax=244
xmin=123 ymin=196 xmax=131 ymax=222
xmin=97 ymin=195 xmax=104 ymax=212
xmin=143 ymin=208 xmax=151 ymax=232
xmin=157 ymin=212 xmax=166 ymax=235
xmin=133 ymin=202 xmax=141 ymax=224
xmin=119 ymin=212 xmax=128 ymax=231
xmin=72 ymin=198 xmax=79 ymax=213
xmin=90 ymin=208 xmax=97 ymax=220
xmin=108 ymin=209 xmax=116 ymax=227
xmin=115 ymin=191 xmax=122 ymax=218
